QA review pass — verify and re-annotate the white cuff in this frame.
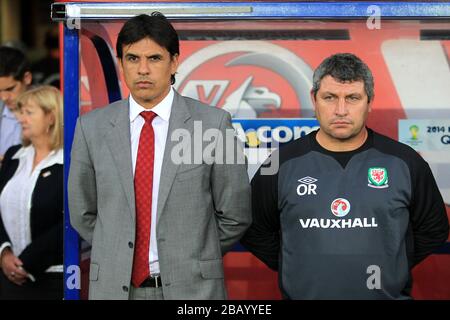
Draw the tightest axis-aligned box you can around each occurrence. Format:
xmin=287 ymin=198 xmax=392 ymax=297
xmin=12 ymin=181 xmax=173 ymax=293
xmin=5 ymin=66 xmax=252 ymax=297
xmin=0 ymin=242 xmax=12 ymax=258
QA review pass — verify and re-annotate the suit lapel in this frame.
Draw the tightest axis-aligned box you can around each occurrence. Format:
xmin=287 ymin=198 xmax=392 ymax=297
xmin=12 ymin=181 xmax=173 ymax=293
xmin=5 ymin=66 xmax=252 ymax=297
xmin=104 ymin=99 xmax=136 ymax=222
xmin=157 ymin=92 xmax=191 ymax=225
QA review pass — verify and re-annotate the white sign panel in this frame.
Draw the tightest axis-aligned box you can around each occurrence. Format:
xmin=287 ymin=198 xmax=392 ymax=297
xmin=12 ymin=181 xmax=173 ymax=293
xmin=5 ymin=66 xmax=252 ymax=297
xmin=399 ymin=120 xmax=450 ymax=151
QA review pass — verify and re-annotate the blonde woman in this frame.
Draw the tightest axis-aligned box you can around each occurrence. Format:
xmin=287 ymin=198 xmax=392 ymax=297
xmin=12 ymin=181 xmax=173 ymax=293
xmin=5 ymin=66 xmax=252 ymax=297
xmin=0 ymin=85 xmax=63 ymax=299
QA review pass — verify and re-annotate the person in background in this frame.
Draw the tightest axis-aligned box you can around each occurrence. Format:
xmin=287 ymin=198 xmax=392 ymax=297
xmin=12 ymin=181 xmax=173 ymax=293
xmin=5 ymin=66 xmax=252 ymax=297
xmin=31 ymin=29 xmax=60 ymax=89
xmin=0 ymin=85 xmax=63 ymax=300
xmin=0 ymin=46 xmax=31 ymax=162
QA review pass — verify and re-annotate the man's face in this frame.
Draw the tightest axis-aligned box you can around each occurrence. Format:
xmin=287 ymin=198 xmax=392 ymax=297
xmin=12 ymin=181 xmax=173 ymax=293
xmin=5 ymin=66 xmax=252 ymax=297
xmin=0 ymin=73 xmax=31 ymax=110
xmin=311 ymin=75 xmax=372 ymax=142
xmin=119 ymin=37 xmax=179 ymax=109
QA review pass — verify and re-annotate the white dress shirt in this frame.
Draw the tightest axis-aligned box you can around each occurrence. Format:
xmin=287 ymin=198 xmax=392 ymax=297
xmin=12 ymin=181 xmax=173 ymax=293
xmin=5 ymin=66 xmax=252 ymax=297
xmin=0 ymin=146 xmax=63 ymax=277
xmin=129 ymin=88 xmax=173 ymax=276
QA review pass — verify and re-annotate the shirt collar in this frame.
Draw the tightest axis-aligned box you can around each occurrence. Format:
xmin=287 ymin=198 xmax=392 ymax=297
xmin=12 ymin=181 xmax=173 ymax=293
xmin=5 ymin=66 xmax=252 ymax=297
xmin=2 ymin=105 xmax=17 ymax=119
xmin=129 ymin=87 xmax=174 ymax=123
xmin=12 ymin=145 xmax=63 ymax=167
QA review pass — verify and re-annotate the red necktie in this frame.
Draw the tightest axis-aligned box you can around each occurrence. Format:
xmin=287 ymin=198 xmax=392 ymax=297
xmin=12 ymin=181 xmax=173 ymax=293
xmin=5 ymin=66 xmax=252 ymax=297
xmin=131 ymin=111 xmax=157 ymax=287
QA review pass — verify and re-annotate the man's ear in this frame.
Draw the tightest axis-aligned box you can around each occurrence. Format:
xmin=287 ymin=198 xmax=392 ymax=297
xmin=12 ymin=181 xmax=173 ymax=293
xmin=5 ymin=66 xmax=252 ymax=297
xmin=171 ymin=53 xmax=179 ymax=74
xmin=368 ymin=96 xmax=374 ymax=112
xmin=23 ymin=71 xmax=32 ymax=86
xmin=310 ymin=90 xmax=317 ymax=111
xmin=118 ymin=58 xmax=124 ymax=74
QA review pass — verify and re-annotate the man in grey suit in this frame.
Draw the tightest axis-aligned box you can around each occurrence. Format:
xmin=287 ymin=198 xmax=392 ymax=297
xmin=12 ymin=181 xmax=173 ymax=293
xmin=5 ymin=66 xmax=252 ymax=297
xmin=68 ymin=13 xmax=251 ymax=300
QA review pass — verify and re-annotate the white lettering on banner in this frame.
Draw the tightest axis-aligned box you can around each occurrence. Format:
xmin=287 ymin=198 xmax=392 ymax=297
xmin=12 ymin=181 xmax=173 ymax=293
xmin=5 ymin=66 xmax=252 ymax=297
xmin=65 ymin=265 xmax=81 ymax=290
xmin=272 ymin=126 xmax=293 ymax=143
xmin=366 ymin=5 xmax=381 ymax=30
xmin=231 ymin=122 xmax=319 ymax=146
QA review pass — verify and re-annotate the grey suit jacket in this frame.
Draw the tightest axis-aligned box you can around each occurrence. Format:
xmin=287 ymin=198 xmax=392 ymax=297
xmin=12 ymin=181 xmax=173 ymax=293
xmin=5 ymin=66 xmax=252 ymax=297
xmin=68 ymin=91 xmax=251 ymax=300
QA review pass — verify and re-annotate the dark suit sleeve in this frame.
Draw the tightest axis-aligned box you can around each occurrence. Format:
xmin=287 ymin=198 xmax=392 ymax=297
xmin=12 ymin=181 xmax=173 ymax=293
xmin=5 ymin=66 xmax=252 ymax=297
xmin=410 ymin=159 xmax=449 ymax=266
xmin=240 ymin=154 xmax=280 ymax=271
xmin=68 ymin=117 xmax=98 ymax=244
xmin=19 ymin=222 xmax=63 ymax=276
xmin=210 ymin=111 xmax=252 ymax=254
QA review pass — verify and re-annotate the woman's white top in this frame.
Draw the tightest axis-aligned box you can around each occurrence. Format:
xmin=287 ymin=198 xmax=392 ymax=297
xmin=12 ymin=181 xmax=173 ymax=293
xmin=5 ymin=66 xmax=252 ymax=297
xmin=0 ymin=146 xmax=63 ymax=277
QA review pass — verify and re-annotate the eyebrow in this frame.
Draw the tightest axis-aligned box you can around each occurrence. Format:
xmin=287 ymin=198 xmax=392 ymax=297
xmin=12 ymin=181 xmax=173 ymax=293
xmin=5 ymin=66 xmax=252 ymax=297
xmin=147 ymin=54 xmax=163 ymax=59
xmin=321 ymin=92 xmax=362 ymax=97
xmin=346 ymin=93 xmax=362 ymax=97
xmin=0 ymin=83 xmax=17 ymax=92
xmin=124 ymin=53 xmax=164 ymax=59
xmin=321 ymin=92 xmax=337 ymax=96
xmin=124 ymin=53 xmax=138 ymax=59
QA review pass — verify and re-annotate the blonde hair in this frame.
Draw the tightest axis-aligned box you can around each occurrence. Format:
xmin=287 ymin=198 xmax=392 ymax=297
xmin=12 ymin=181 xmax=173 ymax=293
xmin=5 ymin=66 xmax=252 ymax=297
xmin=17 ymin=85 xmax=63 ymax=150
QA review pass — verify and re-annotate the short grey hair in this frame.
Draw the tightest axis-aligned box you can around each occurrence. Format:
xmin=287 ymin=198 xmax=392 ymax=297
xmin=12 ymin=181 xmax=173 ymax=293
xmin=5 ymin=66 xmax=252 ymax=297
xmin=312 ymin=53 xmax=374 ymax=102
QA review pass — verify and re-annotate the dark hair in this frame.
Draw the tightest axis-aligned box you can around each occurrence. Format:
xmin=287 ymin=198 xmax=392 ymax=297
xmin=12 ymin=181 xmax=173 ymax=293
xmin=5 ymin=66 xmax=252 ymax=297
xmin=116 ymin=12 xmax=179 ymax=85
xmin=0 ymin=46 xmax=30 ymax=81
xmin=312 ymin=53 xmax=374 ymax=102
